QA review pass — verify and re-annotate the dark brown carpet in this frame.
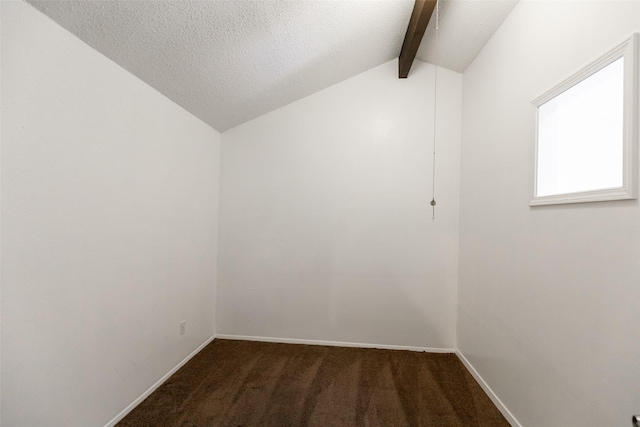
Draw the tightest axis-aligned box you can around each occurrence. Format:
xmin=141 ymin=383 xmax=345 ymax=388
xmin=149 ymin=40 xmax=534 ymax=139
xmin=117 ymin=339 xmax=509 ymax=427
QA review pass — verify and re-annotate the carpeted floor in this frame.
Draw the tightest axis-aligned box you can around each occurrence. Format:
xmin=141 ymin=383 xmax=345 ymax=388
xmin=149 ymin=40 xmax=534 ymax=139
xmin=117 ymin=339 xmax=510 ymax=426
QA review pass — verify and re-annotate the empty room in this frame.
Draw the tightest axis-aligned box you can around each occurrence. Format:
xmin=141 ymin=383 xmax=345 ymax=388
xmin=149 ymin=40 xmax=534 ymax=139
xmin=2 ymin=0 xmax=639 ymax=426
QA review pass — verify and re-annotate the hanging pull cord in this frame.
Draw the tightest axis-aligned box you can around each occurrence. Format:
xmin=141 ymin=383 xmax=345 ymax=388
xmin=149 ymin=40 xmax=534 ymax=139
xmin=430 ymin=198 xmax=437 ymax=221
xmin=431 ymin=0 xmax=440 ymax=221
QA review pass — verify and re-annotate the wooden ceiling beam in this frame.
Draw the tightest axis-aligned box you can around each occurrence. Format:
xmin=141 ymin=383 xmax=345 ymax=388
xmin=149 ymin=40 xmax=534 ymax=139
xmin=398 ymin=0 xmax=437 ymax=78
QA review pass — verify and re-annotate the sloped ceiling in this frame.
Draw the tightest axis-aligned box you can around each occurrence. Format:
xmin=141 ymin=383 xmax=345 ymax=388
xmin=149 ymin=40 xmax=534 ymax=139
xmin=27 ymin=0 xmax=517 ymax=132
xmin=417 ymin=0 xmax=518 ymax=72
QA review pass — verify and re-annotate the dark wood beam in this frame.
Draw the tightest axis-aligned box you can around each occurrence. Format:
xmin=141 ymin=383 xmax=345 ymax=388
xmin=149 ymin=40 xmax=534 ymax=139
xmin=398 ymin=0 xmax=437 ymax=78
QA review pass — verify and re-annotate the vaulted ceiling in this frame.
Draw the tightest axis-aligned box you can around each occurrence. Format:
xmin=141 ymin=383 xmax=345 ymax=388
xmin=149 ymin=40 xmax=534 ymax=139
xmin=28 ymin=0 xmax=518 ymax=132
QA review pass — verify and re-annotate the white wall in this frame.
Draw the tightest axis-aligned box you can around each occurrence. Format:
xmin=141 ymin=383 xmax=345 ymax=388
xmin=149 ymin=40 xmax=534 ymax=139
xmin=458 ymin=1 xmax=640 ymax=426
xmin=1 ymin=3 xmax=220 ymax=426
xmin=218 ymin=60 xmax=461 ymax=350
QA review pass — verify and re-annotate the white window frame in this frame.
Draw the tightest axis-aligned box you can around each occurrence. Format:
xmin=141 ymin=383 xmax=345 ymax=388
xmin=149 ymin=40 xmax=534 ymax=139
xmin=530 ymin=33 xmax=639 ymax=206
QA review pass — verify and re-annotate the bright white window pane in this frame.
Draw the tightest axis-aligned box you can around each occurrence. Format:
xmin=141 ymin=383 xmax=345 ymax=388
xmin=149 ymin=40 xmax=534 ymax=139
xmin=537 ymin=57 xmax=624 ymax=197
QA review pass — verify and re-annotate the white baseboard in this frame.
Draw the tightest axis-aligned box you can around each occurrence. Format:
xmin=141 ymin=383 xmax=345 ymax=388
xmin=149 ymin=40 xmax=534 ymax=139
xmin=455 ymin=349 xmax=522 ymax=427
xmin=103 ymin=334 xmax=216 ymax=427
xmin=215 ymin=333 xmax=455 ymax=353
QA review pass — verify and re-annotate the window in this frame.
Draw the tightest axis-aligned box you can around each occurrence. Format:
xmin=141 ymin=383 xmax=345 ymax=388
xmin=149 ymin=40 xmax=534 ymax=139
xmin=531 ymin=33 xmax=639 ymax=206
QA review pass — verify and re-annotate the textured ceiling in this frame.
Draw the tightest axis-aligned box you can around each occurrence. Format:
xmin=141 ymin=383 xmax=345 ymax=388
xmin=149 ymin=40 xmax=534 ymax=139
xmin=27 ymin=0 xmax=517 ymax=132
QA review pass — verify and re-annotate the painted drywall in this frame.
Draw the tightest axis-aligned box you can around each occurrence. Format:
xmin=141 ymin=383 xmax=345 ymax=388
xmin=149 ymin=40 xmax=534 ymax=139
xmin=458 ymin=1 xmax=640 ymax=426
xmin=1 ymin=3 xmax=220 ymax=426
xmin=218 ymin=59 xmax=461 ymax=350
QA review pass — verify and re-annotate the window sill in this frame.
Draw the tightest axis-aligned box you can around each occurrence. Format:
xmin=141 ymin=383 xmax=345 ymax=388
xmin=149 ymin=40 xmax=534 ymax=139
xmin=530 ymin=187 xmax=636 ymax=206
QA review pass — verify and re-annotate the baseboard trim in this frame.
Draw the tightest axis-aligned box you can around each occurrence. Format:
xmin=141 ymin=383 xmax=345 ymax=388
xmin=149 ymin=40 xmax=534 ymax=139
xmin=215 ymin=333 xmax=455 ymax=353
xmin=455 ymin=349 xmax=522 ymax=427
xmin=104 ymin=334 xmax=216 ymax=427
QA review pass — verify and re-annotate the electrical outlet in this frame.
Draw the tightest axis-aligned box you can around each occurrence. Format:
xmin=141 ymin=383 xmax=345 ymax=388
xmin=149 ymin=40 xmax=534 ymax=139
xmin=180 ymin=320 xmax=186 ymax=335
